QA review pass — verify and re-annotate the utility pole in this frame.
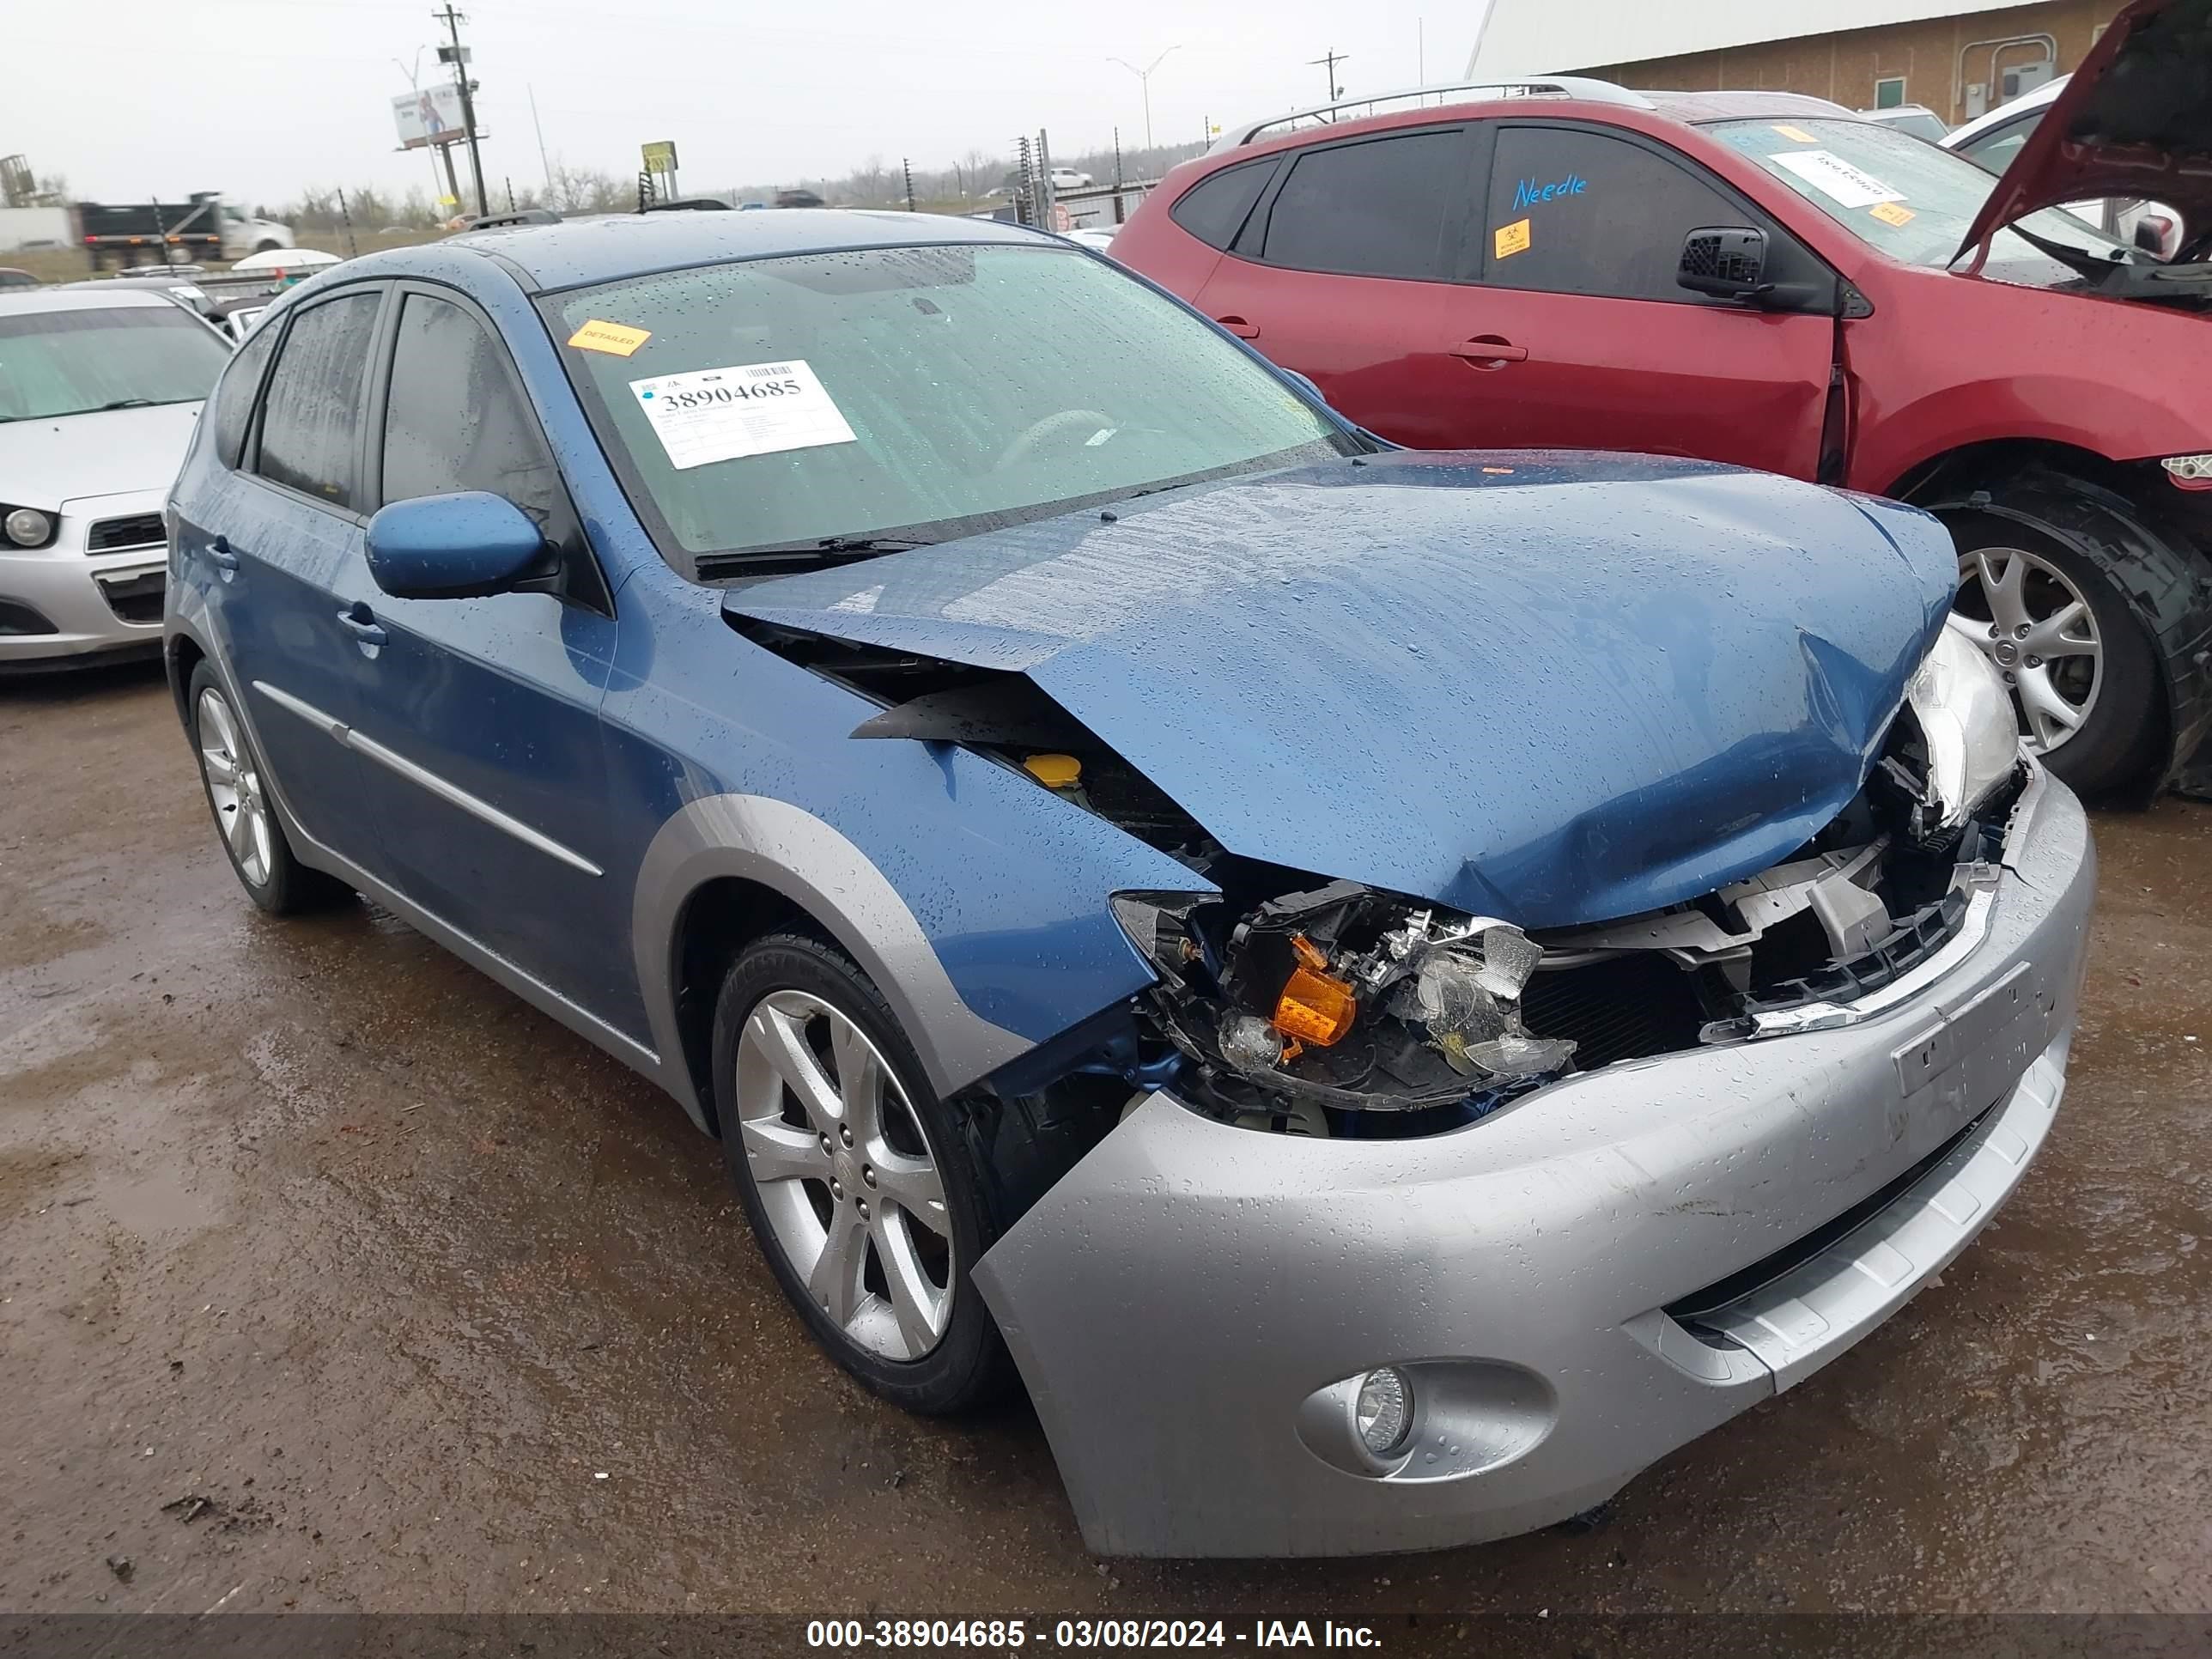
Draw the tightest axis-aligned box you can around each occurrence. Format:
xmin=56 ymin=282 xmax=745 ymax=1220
xmin=528 ymin=83 xmax=554 ymax=203
xmin=434 ymin=5 xmax=488 ymax=217
xmin=1107 ymin=46 xmax=1178 ymax=151
xmin=1308 ymin=50 xmax=1350 ymax=105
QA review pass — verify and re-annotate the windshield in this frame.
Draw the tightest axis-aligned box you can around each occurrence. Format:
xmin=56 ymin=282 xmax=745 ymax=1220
xmin=0 ymin=305 xmax=230 ymax=422
xmin=1710 ymin=118 xmax=2136 ymax=276
xmin=547 ymin=241 xmax=1352 ymax=575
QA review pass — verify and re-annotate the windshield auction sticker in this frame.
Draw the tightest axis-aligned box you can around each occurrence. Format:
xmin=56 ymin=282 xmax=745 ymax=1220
xmin=568 ymin=319 xmax=652 ymax=356
xmin=628 ymin=360 xmax=858 ymax=471
xmin=1770 ymin=149 xmax=1905 ymax=209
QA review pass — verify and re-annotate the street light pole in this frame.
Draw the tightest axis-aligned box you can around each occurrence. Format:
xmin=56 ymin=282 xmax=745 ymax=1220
xmin=1108 ymin=46 xmax=1179 ymax=151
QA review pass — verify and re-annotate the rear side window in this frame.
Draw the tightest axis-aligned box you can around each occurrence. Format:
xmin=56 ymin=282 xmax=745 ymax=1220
xmin=256 ymin=290 xmax=380 ymax=510
xmin=1170 ymin=161 xmax=1275 ymax=252
xmin=380 ymin=293 xmax=566 ymax=532
xmin=1261 ymin=131 xmax=1464 ymax=281
xmin=1482 ymin=127 xmax=1741 ymax=301
xmin=210 ymin=320 xmax=276 ymax=468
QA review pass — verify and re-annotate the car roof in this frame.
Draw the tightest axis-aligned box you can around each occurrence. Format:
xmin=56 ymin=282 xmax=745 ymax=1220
xmin=0 ymin=286 xmax=177 ymax=318
xmin=1637 ymin=89 xmax=1860 ymax=125
xmin=1205 ymin=81 xmax=1874 ymax=163
xmin=395 ymin=207 xmax=1058 ymax=294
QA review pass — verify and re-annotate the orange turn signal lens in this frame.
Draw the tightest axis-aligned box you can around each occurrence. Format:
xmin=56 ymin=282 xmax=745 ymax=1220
xmin=1274 ymin=965 xmax=1358 ymax=1048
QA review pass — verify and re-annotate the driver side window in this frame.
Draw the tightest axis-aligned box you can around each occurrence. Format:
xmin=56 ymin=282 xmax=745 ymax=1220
xmin=380 ymin=293 xmax=566 ymax=534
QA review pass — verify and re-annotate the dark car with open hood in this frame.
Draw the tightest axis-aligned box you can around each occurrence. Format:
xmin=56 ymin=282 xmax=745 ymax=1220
xmin=163 ymin=205 xmax=2091 ymax=1556
xmin=1113 ymin=0 xmax=2212 ymax=800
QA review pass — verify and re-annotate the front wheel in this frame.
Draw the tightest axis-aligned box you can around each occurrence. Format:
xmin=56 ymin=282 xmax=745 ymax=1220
xmin=1942 ymin=506 xmax=2169 ymax=797
xmin=712 ymin=934 xmax=1016 ymax=1413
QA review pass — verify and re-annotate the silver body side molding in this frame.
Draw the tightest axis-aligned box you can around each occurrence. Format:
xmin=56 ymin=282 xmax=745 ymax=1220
xmin=251 ymin=679 xmax=604 ymax=878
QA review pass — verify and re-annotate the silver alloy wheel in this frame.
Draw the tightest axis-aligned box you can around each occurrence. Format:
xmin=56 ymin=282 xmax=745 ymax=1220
xmin=1950 ymin=544 xmax=2103 ymax=755
xmin=197 ymin=686 xmax=274 ymax=888
xmin=732 ymin=989 xmax=954 ymax=1361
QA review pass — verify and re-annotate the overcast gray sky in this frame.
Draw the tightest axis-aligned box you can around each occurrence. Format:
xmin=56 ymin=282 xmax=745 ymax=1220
xmin=17 ymin=0 xmax=1479 ymax=208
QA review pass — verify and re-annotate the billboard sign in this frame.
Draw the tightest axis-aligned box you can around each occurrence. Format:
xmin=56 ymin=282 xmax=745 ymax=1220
xmin=392 ymin=85 xmax=466 ymax=149
xmin=641 ymin=140 xmax=678 ymax=173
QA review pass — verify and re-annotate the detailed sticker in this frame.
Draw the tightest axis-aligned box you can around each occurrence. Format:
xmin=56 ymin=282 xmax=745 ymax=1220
xmin=568 ymin=319 xmax=652 ymax=356
xmin=1509 ymin=171 xmax=1588 ymax=210
xmin=627 ymin=360 xmax=857 ymax=471
xmin=1771 ymin=123 xmax=1820 ymax=144
xmin=1869 ymin=200 xmax=1917 ymax=228
xmin=1771 ymin=149 xmax=1905 ymax=209
xmin=1494 ymin=218 xmax=1533 ymax=260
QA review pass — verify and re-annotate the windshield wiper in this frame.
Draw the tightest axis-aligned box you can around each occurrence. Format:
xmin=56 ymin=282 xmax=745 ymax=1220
xmin=695 ymin=535 xmax=935 ymax=581
xmin=95 ymin=398 xmax=159 ymax=410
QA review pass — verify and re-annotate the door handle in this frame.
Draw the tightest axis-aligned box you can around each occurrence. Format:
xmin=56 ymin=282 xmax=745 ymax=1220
xmin=1450 ymin=336 xmax=1529 ymax=368
xmin=207 ymin=535 xmax=240 ymax=573
xmin=337 ymin=605 xmax=387 ymax=650
xmin=1216 ymin=315 xmax=1261 ymax=339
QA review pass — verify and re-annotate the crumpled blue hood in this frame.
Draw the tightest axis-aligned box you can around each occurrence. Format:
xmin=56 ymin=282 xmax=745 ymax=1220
xmin=726 ymin=452 xmax=1958 ymax=928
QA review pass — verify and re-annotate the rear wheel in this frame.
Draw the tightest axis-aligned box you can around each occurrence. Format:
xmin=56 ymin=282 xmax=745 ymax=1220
xmin=712 ymin=934 xmax=1016 ymax=1413
xmin=1942 ymin=506 xmax=2168 ymax=797
xmin=186 ymin=662 xmax=350 ymax=915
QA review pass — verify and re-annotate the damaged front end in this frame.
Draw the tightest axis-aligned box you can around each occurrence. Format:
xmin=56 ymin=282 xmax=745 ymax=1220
xmin=729 ymin=538 xmax=2017 ymax=1141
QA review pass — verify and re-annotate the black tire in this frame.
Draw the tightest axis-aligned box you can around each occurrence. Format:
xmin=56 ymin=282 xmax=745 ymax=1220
xmin=712 ymin=933 xmax=1017 ymax=1414
xmin=185 ymin=662 xmax=351 ymax=915
xmin=1942 ymin=504 xmax=2169 ymax=799
xmin=252 ymin=240 xmax=283 ymax=255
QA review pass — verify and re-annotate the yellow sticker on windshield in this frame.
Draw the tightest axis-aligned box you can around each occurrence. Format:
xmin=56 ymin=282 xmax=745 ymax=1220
xmin=1869 ymin=201 xmax=1917 ymax=227
xmin=1773 ymin=123 xmax=1819 ymax=144
xmin=1494 ymin=217 xmax=1533 ymax=260
xmin=568 ymin=319 xmax=653 ymax=356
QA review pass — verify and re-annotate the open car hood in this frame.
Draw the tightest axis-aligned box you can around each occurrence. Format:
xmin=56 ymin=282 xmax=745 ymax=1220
xmin=1957 ymin=0 xmax=2212 ymax=260
xmin=725 ymin=453 xmax=1956 ymax=929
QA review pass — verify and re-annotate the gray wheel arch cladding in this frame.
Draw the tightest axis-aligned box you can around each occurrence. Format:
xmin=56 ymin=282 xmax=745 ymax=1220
xmin=629 ymin=793 xmax=1036 ymax=1131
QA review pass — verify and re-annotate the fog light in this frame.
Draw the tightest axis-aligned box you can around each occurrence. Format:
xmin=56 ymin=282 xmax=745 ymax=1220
xmin=4 ymin=507 xmax=52 ymax=547
xmin=1354 ymin=1367 xmax=1413 ymax=1455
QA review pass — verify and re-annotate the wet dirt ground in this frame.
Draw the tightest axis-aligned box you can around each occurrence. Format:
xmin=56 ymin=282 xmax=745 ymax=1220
xmin=2 ymin=661 xmax=2207 ymax=1620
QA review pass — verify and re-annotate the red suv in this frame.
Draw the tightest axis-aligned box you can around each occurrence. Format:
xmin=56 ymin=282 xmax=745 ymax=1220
xmin=1114 ymin=3 xmax=2211 ymax=796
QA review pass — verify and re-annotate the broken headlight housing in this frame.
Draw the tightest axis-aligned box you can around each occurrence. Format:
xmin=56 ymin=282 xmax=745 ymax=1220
xmin=1111 ymin=884 xmax=1576 ymax=1133
xmin=1905 ymin=624 xmax=2020 ymax=833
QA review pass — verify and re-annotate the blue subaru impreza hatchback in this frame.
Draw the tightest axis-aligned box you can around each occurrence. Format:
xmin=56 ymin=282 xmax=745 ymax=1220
xmin=165 ymin=210 xmax=2092 ymax=1557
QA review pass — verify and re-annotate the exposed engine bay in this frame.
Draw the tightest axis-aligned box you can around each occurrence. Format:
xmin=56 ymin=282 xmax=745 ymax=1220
xmin=737 ymin=617 xmax=2026 ymax=1141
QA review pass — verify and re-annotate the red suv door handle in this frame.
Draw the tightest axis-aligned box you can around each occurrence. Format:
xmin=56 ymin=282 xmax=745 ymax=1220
xmin=1217 ymin=315 xmax=1261 ymax=338
xmin=1451 ymin=336 xmax=1528 ymax=368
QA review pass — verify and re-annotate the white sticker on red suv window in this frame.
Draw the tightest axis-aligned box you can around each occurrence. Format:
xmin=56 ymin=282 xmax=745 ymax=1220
xmin=627 ymin=360 xmax=857 ymax=471
xmin=1770 ymin=149 xmax=1905 ymax=209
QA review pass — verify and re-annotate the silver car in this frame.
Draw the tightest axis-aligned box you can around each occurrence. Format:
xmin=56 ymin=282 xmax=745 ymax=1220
xmin=0 ymin=288 xmax=231 ymax=670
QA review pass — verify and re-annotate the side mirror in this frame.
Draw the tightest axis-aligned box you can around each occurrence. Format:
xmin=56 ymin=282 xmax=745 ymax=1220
xmin=364 ymin=491 xmax=547 ymax=600
xmin=1678 ymin=226 xmax=1771 ymax=301
xmin=1279 ymin=368 xmax=1328 ymax=405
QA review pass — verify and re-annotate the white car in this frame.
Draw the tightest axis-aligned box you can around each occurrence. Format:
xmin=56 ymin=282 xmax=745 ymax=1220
xmin=0 ymin=288 xmax=232 ymax=671
xmin=1048 ymin=167 xmax=1094 ymax=191
xmin=1943 ymin=75 xmax=2184 ymax=257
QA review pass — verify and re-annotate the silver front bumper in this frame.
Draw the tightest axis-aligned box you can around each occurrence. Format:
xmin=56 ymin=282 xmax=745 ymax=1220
xmin=0 ymin=491 xmax=167 ymax=665
xmin=974 ymin=768 xmax=2094 ymax=1557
